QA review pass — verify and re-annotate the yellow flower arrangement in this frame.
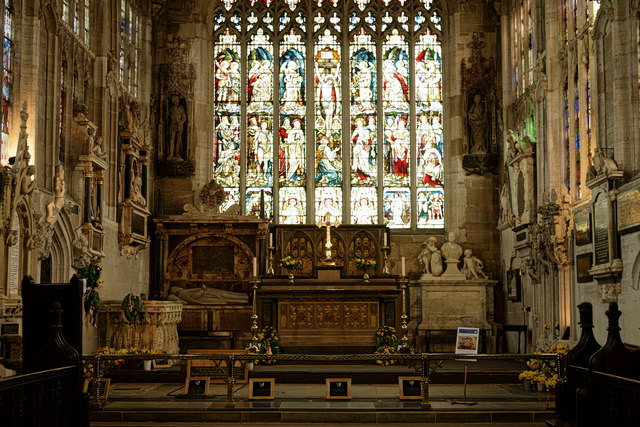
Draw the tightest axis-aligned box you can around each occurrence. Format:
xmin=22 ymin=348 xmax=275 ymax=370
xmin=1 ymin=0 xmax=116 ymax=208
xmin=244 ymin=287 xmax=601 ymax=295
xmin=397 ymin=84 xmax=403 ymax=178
xmin=519 ymin=342 xmax=568 ymax=390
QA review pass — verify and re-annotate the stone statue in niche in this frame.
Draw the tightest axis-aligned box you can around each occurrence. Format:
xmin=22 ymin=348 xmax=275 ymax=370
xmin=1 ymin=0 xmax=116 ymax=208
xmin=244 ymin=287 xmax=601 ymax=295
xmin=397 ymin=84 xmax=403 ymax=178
xmin=91 ymin=136 xmax=108 ymax=162
xmin=167 ymin=285 xmax=248 ymax=305
xmin=468 ymin=94 xmax=488 ymax=154
xmin=417 ymin=236 xmax=443 ymax=276
xmin=167 ymin=94 xmax=187 ymax=160
xmin=499 ymin=182 xmax=512 ymax=225
xmin=130 ymin=170 xmax=146 ymax=207
xmin=46 ymin=165 xmax=66 ymax=223
xmin=461 ymin=249 xmax=488 ymax=279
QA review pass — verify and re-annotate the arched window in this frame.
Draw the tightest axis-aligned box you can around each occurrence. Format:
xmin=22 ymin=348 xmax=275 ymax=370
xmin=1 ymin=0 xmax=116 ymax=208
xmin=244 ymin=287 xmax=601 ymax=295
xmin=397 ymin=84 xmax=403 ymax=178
xmin=119 ymin=0 xmax=142 ymax=96
xmin=213 ymin=0 xmax=443 ymax=229
xmin=0 ymin=0 xmax=13 ymax=165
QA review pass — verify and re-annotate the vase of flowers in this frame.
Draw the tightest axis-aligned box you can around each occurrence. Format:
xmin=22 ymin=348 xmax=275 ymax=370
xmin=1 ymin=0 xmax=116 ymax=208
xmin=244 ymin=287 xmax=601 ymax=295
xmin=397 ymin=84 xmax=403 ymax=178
xmin=279 ymin=256 xmax=302 ymax=283
xmin=247 ymin=326 xmax=282 ymax=365
xmin=519 ymin=342 xmax=569 ymax=392
xmin=355 ymin=258 xmax=377 ymax=283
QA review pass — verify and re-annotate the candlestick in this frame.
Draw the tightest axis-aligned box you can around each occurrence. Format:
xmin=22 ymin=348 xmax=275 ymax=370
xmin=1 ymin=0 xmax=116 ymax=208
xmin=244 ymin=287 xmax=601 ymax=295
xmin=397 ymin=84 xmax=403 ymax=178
xmin=401 ymin=256 xmax=405 ymax=277
xmin=253 ymin=257 xmax=258 ymax=277
xmin=383 ymin=232 xmax=387 ymax=246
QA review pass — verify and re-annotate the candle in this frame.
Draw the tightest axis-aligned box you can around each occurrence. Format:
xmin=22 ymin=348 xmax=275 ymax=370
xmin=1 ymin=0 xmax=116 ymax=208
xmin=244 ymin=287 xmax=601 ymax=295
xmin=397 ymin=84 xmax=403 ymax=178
xmin=401 ymin=256 xmax=406 ymax=277
xmin=383 ymin=232 xmax=387 ymax=246
xmin=253 ymin=257 xmax=258 ymax=277
xmin=269 ymin=233 xmax=273 ymax=247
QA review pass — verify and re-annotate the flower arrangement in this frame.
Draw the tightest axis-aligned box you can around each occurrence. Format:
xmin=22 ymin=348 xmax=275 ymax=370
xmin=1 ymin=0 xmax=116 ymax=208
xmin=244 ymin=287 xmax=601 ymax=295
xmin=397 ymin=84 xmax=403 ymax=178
xmin=373 ymin=325 xmax=414 ymax=365
xmin=279 ymin=255 xmax=302 ymax=271
xmin=78 ymin=262 xmax=103 ymax=326
xmin=355 ymin=257 xmax=377 ymax=272
xmin=121 ymin=293 xmax=143 ymax=322
xmin=84 ymin=346 xmax=167 ymax=377
xmin=247 ymin=326 xmax=282 ymax=364
xmin=519 ymin=343 xmax=569 ymax=391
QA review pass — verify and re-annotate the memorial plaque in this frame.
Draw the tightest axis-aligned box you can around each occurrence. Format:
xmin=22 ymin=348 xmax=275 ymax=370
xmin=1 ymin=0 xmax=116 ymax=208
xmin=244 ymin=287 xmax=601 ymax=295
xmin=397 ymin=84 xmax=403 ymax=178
xmin=186 ymin=349 xmax=248 ymax=384
xmin=617 ymin=184 xmax=640 ymax=233
xmin=249 ymin=378 xmax=275 ymax=400
xmin=576 ymin=253 xmax=593 ymax=284
xmin=184 ymin=377 xmax=210 ymax=395
xmin=192 ymin=246 xmax=234 ymax=274
xmin=593 ymin=194 xmax=609 ymax=266
xmin=326 ymin=378 xmax=351 ymax=400
xmin=399 ymin=377 xmax=422 ymax=400
xmin=574 ymin=212 xmax=592 ymax=246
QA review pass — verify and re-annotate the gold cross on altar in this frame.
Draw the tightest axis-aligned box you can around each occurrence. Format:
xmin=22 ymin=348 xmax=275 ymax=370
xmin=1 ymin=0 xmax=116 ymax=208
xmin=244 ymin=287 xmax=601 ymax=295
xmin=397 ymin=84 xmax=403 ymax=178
xmin=316 ymin=213 xmax=340 ymax=266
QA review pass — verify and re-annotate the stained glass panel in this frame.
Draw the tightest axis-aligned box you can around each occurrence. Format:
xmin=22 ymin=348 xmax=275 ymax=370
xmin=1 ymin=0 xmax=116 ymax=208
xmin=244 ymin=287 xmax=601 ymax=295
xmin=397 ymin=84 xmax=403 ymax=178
xmin=351 ymin=187 xmax=377 ymax=225
xmin=417 ymin=188 xmax=443 ymax=228
xmin=314 ymin=30 xmax=342 ymax=188
xmin=279 ymin=29 xmax=306 ymax=188
xmin=279 ymin=187 xmax=306 ymax=224
xmin=1 ymin=0 xmax=12 ymax=164
xmin=383 ymin=188 xmax=410 ymax=228
xmin=211 ymin=0 xmax=443 ymax=229
xmin=246 ymin=188 xmax=273 ymax=218
xmin=315 ymin=187 xmax=342 ymax=223
xmin=350 ymin=29 xmax=377 ymax=190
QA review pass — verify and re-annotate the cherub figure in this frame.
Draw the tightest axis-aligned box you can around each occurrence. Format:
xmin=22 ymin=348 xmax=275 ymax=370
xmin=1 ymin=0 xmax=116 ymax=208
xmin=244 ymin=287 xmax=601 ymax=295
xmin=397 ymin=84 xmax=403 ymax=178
xmin=461 ymin=249 xmax=488 ymax=280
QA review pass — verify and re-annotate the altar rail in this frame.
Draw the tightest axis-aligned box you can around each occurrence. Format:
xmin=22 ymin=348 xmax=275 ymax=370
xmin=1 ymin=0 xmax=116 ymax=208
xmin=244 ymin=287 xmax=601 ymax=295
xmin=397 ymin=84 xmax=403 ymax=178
xmin=0 ymin=365 xmax=86 ymax=427
xmin=82 ymin=352 xmax=563 ymax=410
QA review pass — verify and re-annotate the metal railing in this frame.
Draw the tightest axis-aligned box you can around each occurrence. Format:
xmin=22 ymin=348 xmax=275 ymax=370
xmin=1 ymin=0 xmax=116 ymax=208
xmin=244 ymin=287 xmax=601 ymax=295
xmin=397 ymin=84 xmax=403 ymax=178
xmin=82 ymin=352 xmax=564 ymax=409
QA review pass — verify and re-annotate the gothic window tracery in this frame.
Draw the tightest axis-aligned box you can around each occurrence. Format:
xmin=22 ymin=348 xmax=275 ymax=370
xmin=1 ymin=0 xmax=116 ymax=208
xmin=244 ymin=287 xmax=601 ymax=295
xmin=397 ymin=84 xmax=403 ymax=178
xmin=212 ymin=0 xmax=444 ymax=229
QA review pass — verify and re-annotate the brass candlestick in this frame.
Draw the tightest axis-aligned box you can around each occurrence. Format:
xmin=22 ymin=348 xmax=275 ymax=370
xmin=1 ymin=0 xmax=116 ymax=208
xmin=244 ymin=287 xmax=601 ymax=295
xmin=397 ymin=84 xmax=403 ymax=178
xmin=399 ymin=277 xmax=409 ymax=348
xmin=250 ymin=278 xmax=260 ymax=349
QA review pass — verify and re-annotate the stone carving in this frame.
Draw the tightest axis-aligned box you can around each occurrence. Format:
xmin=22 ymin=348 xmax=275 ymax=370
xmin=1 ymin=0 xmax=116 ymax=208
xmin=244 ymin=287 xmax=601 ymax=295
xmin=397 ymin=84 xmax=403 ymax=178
xmin=590 ymin=148 xmax=619 ymax=178
xmin=46 ymin=165 xmax=66 ymax=223
xmin=33 ymin=215 xmax=53 ymax=261
xmin=1 ymin=103 xmax=36 ymax=256
xmin=461 ymin=249 xmax=488 ymax=280
xmin=440 ymin=231 xmax=465 ymax=278
xmin=182 ymin=179 xmax=241 ymax=217
xmin=499 ymin=181 xmax=513 ymax=226
xmin=167 ymin=285 xmax=249 ymax=305
xmin=468 ymin=94 xmax=488 ymax=154
xmin=157 ymin=37 xmax=196 ymax=177
xmin=72 ymin=227 xmax=92 ymax=269
xmin=461 ymin=32 xmax=498 ymax=174
xmin=166 ymin=94 xmax=187 ymax=160
xmin=417 ymin=236 xmax=443 ymax=277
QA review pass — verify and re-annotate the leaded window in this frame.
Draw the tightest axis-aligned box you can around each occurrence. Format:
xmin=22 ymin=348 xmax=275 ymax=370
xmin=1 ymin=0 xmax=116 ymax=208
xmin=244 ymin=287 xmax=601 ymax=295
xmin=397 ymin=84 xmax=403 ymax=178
xmin=213 ymin=0 xmax=443 ymax=229
xmin=119 ymin=0 xmax=142 ymax=96
xmin=0 ymin=0 xmax=12 ymax=165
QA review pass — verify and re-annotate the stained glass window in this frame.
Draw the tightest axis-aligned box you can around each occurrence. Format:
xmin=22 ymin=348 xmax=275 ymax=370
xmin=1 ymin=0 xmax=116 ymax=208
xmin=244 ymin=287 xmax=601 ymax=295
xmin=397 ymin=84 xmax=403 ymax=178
xmin=212 ymin=0 xmax=444 ymax=229
xmin=119 ymin=0 xmax=141 ymax=95
xmin=1 ymin=0 xmax=12 ymax=165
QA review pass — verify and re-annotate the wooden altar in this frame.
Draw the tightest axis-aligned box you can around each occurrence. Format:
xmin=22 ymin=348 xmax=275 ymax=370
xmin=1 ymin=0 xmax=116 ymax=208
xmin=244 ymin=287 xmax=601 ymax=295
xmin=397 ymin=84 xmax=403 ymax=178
xmin=260 ymin=225 xmax=399 ymax=352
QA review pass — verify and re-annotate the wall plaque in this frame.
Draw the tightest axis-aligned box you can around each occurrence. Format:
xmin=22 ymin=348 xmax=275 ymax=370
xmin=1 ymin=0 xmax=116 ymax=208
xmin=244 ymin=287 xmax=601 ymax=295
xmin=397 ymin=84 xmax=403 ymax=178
xmin=617 ymin=184 xmax=640 ymax=233
xmin=192 ymin=246 xmax=234 ymax=274
xmin=593 ymin=194 xmax=609 ymax=265
xmin=574 ymin=212 xmax=592 ymax=246
xmin=576 ymin=253 xmax=593 ymax=284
